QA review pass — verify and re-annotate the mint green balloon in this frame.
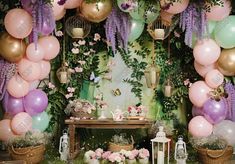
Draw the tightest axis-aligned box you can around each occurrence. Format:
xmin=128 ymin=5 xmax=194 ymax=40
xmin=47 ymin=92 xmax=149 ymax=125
xmin=214 ymin=16 xmax=235 ymax=49
xmin=128 ymin=19 xmax=145 ymax=42
xmin=207 ymin=20 xmax=217 ymax=39
xmin=32 ymin=111 xmax=50 ymax=131
xmin=129 ymin=0 xmax=145 ymax=21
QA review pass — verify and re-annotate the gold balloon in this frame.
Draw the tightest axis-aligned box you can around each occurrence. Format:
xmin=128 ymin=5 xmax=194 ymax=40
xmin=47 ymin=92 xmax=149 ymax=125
xmin=0 ymin=32 xmax=26 ymax=63
xmin=217 ymin=48 xmax=235 ymax=76
xmin=80 ymin=0 xmax=112 ymax=23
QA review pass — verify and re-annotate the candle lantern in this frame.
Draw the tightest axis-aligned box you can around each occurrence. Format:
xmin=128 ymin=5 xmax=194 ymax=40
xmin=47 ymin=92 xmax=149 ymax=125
xmin=56 ymin=62 xmax=71 ymax=84
xmin=151 ymin=126 xmax=171 ymax=164
xmin=65 ymin=15 xmax=91 ymax=39
xmin=163 ymin=78 xmax=174 ymax=97
xmin=144 ymin=64 xmax=161 ymax=89
xmin=174 ymin=136 xmax=187 ymax=164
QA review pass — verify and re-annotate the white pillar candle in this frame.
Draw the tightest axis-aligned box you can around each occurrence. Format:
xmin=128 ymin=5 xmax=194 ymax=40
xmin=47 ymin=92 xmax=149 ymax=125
xmin=164 ymin=85 xmax=171 ymax=97
xmin=60 ymin=72 xmax=67 ymax=83
xmin=157 ymin=150 xmax=164 ymax=164
xmin=72 ymin=27 xmax=84 ymax=38
xmin=154 ymin=29 xmax=165 ymax=40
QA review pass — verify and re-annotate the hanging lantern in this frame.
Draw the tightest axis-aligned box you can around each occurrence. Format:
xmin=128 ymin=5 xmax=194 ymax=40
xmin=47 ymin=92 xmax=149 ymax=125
xmin=151 ymin=126 xmax=171 ymax=164
xmin=56 ymin=62 xmax=71 ymax=84
xmin=144 ymin=64 xmax=160 ymax=89
xmin=174 ymin=136 xmax=187 ymax=164
xmin=163 ymin=78 xmax=174 ymax=97
xmin=65 ymin=15 xmax=91 ymax=39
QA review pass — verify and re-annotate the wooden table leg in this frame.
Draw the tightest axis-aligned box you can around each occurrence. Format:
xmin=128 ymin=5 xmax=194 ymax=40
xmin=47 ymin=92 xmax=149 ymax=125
xmin=68 ymin=124 xmax=79 ymax=159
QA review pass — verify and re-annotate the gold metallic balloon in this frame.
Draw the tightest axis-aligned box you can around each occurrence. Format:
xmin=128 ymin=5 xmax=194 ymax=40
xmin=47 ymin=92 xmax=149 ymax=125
xmin=80 ymin=0 xmax=112 ymax=23
xmin=0 ymin=32 xmax=26 ymax=63
xmin=217 ymin=48 xmax=235 ymax=76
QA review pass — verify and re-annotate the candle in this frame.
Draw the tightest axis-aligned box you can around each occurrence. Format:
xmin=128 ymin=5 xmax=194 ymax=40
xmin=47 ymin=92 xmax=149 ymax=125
xmin=157 ymin=150 xmax=164 ymax=164
xmin=164 ymin=85 xmax=171 ymax=97
xmin=154 ymin=29 xmax=165 ymax=40
xmin=60 ymin=72 xmax=67 ymax=83
xmin=72 ymin=28 xmax=84 ymax=38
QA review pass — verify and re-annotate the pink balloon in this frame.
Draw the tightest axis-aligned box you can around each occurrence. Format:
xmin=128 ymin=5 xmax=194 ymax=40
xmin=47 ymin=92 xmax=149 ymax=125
xmin=39 ymin=60 xmax=51 ymax=80
xmin=189 ymin=81 xmax=212 ymax=107
xmin=0 ymin=119 xmax=17 ymax=142
xmin=7 ymin=74 xmax=29 ymax=98
xmin=38 ymin=36 xmax=60 ymax=60
xmin=194 ymin=61 xmax=217 ymax=77
xmin=4 ymin=8 xmax=33 ymax=39
xmin=52 ymin=0 xmax=65 ymax=20
xmin=11 ymin=112 xmax=32 ymax=135
xmin=26 ymin=43 xmax=45 ymax=62
xmin=188 ymin=116 xmax=213 ymax=137
xmin=206 ymin=0 xmax=232 ymax=21
xmin=18 ymin=58 xmax=41 ymax=82
xmin=162 ymin=0 xmax=189 ymax=14
xmin=205 ymin=69 xmax=224 ymax=88
xmin=29 ymin=80 xmax=40 ymax=91
xmin=193 ymin=39 xmax=221 ymax=66
xmin=55 ymin=9 xmax=66 ymax=21
xmin=64 ymin=0 xmax=82 ymax=9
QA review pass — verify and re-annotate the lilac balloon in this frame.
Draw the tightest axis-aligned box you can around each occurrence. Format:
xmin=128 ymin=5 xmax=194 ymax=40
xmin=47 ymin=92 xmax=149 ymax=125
xmin=24 ymin=89 xmax=48 ymax=116
xmin=21 ymin=0 xmax=33 ymax=13
xmin=203 ymin=98 xmax=227 ymax=124
xmin=3 ymin=92 xmax=24 ymax=116
xmin=192 ymin=106 xmax=204 ymax=117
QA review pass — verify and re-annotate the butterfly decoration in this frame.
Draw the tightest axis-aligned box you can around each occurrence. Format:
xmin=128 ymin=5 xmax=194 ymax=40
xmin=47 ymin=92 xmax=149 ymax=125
xmin=112 ymin=88 xmax=121 ymax=96
xmin=90 ymin=72 xmax=101 ymax=83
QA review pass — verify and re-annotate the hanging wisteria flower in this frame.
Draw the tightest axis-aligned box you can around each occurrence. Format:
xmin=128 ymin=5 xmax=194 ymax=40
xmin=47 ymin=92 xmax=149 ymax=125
xmin=94 ymin=33 xmax=101 ymax=41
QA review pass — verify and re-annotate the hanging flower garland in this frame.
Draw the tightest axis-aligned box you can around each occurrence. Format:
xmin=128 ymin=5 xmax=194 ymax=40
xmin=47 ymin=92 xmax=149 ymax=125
xmin=179 ymin=3 xmax=207 ymax=47
xmin=105 ymin=6 xmax=130 ymax=53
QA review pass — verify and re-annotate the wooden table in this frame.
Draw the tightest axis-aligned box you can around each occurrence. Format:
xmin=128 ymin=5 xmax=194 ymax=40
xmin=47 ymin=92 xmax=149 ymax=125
xmin=65 ymin=119 xmax=154 ymax=159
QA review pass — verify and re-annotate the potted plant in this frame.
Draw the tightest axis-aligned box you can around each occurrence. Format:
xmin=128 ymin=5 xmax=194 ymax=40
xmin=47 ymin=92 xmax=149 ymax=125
xmin=190 ymin=135 xmax=233 ymax=164
xmin=7 ymin=131 xmax=49 ymax=164
xmin=137 ymin=148 xmax=150 ymax=164
xmin=64 ymin=98 xmax=96 ymax=119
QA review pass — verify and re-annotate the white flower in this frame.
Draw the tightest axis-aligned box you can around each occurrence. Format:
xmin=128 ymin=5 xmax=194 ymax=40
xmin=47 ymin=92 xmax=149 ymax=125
xmin=77 ymin=60 xmax=86 ymax=65
xmin=78 ymin=40 xmax=86 ymax=45
xmin=48 ymin=82 xmax=55 ymax=89
xmin=73 ymin=42 xmax=79 ymax=47
xmin=71 ymin=48 xmax=79 ymax=54
xmin=84 ymin=52 xmax=90 ymax=56
xmin=55 ymin=30 xmax=63 ymax=37
xmin=94 ymin=33 xmax=101 ymax=41
xmin=75 ymin=67 xmax=83 ymax=72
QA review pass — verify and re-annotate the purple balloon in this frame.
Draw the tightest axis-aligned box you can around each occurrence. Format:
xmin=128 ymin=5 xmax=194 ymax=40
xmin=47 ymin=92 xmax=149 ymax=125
xmin=24 ymin=89 xmax=48 ymax=116
xmin=21 ymin=0 xmax=33 ymax=13
xmin=3 ymin=92 xmax=24 ymax=116
xmin=192 ymin=106 xmax=204 ymax=117
xmin=203 ymin=98 xmax=227 ymax=124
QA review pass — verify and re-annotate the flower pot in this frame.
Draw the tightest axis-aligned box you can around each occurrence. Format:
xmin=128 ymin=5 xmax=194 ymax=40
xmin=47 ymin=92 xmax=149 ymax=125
xmin=126 ymin=159 xmax=136 ymax=164
xmin=197 ymin=146 xmax=233 ymax=164
xmin=8 ymin=144 xmax=45 ymax=164
xmin=79 ymin=80 xmax=96 ymax=103
xmin=87 ymin=159 xmax=100 ymax=164
xmin=138 ymin=158 xmax=149 ymax=164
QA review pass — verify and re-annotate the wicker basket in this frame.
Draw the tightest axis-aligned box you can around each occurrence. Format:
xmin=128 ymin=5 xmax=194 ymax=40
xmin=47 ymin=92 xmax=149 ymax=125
xmin=197 ymin=146 xmax=233 ymax=164
xmin=108 ymin=142 xmax=134 ymax=152
xmin=71 ymin=110 xmax=93 ymax=119
xmin=8 ymin=144 xmax=45 ymax=164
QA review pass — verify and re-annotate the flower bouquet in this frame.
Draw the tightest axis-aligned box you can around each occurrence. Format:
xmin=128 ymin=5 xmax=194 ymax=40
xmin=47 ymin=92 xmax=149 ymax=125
xmin=138 ymin=148 xmax=150 ymax=164
xmin=65 ymin=98 xmax=96 ymax=119
xmin=120 ymin=149 xmax=138 ymax=164
xmin=127 ymin=105 xmax=148 ymax=120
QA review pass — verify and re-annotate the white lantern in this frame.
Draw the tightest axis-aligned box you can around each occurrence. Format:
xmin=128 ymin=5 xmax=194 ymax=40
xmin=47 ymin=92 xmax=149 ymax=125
xmin=151 ymin=126 xmax=171 ymax=164
xmin=174 ymin=136 xmax=187 ymax=164
xmin=59 ymin=130 xmax=69 ymax=161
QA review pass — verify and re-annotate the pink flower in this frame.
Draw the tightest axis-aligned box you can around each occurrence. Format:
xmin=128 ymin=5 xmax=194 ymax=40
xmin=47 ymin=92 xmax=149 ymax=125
xmin=102 ymin=151 xmax=111 ymax=160
xmin=68 ymin=68 xmax=75 ymax=73
xmin=90 ymin=48 xmax=96 ymax=53
xmin=89 ymin=42 xmax=96 ymax=46
xmin=78 ymin=40 xmax=86 ymax=45
xmin=65 ymin=93 xmax=73 ymax=99
xmin=184 ymin=78 xmax=192 ymax=87
xmin=48 ymin=82 xmax=55 ymax=89
xmin=84 ymin=52 xmax=90 ymax=56
xmin=138 ymin=148 xmax=149 ymax=159
xmin=67 ymin=87 xmax=75 ymax=93
xmin=75 ymin=67 xmax=83 ymax=72
xmin=108 ymin=152 xmax=124 ymax=163
xmin=94 ymin=33 xmax=101 ymax=41
xmin=77 ymin=60 xmax=86 ymax=65
xmin=95 ymin=148 xmax=103 ymax=159
xmin=55 ymin=30 xmax=63 ymax=37
xmin=131 ymin=149 xmax=139 ymax=157
xmin=71 ymin=48 xmax=79 ymax=54
xmin=128 ymin=106 xmax=136 ymax=113
xmin=72 ymin=42 xmax=79 ymax=47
